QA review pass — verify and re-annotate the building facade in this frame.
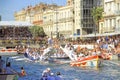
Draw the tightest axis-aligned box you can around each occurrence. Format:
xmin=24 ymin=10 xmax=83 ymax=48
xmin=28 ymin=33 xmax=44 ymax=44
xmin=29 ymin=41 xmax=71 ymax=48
xmin=43 ymin=9 xmax=54 ymax=37
xmin=14 ymin=0 xmax=103 ymax=38
xmin=14 ymin=2 xmax=74 ymax=38
xmin=14 ymin=3 xmax=50 ymax=26
xmin=57 ymin=6 xmax=74 ymax=38
xmin=42 ymin=5 xmax=73 ymax=38
xmin=74 ymin=0 xmax=98 ymax=35
xmin=103 ymin=0 xmax=120 ymax=33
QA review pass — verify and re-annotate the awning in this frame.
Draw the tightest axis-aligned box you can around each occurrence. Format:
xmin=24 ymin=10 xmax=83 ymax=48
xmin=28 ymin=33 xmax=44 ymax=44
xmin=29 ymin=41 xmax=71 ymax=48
xmin=0 ymin=21 xmax=33 ymax=27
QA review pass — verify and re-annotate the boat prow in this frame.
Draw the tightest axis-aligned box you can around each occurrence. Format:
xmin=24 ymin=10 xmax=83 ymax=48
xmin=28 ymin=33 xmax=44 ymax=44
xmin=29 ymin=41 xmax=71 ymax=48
xmin=70 ymin=55 xmax=102 ymax=68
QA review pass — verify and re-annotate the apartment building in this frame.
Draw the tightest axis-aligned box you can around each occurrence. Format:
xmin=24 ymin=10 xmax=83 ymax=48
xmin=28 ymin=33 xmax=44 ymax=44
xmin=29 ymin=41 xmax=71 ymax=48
xmin=57 ymin=6 xmax=74 ymax=38
xmin=42 ymin=5 xmax=73 ymax=37
xmin=14 ymin=9 xmax=26 ymax=21
xmin=74 ymin=0 xmax=102 ymax=36
xmin=103 ymin=0 xmax=120 ymax=33
xmin=43 ymin=9 xmax=54 ymax=37
xmin=14 ymin=2 xmax=73 ymax=38
xmin=14 ymin=0 xmax=102 ymax=38
xmin=14 ymin=3 xmax=56 ymax=26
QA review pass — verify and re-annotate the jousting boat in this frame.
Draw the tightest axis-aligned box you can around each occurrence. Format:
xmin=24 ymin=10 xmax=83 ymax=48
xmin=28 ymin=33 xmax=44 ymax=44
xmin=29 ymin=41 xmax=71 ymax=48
xmin=0 ymin=47 xmax=18 ymax=56
xmin=70 ymin=55 xmax=102 ymax=68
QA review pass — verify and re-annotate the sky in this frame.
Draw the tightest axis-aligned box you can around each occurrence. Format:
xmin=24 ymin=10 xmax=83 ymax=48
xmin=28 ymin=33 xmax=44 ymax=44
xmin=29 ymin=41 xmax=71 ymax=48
xmin=0 ymin=0 xmax=66 ymax=21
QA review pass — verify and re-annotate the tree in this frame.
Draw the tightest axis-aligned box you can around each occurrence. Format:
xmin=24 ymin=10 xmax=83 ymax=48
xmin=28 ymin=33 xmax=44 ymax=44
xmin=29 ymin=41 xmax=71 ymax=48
xmin=29 ymin=25 xmax=46 ymax=38
xmin=91 ymin=6 xmax=103 ymax=33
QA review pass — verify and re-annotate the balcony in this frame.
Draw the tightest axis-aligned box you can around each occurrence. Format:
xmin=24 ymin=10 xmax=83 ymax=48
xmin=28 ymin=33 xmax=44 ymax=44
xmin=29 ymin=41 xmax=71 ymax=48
xmin=66 ymin=17 xmax=73 ymax=22
xmin=58 ymin=17 xmax=73 ymax=23
xmin=33 ymin=20 xmax=43 ymax=25
xmin=103 ymin=11 xmax=116 ymax=17
xmin=43 ymin=20 xmax=53 ymax=25
xmin=103 ymin=27 xmax=115 ymax=33
xmin=58 ymin=18 xmax=66 ymax=23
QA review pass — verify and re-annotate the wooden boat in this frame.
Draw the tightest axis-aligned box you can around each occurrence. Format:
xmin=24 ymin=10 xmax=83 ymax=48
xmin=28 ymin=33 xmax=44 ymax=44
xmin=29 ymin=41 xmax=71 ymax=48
xmin=0 ymin=47 xmax=18 ymax=56
xmin=70 ymin=55 xmax=102 ymax=68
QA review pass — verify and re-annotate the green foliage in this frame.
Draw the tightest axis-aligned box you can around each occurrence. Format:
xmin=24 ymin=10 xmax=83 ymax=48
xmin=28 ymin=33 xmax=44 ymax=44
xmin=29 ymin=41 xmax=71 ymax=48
xmin=29 ymin=25 xmax=46 ymax=38
xmin=91 ymin=6 xmax=103 ymax=24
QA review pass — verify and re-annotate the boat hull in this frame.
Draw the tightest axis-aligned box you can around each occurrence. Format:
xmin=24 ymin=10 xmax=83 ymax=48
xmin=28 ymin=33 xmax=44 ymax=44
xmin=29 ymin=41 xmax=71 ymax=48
xmin=70 ymin=55 xmax=102 ymax=68
xmin=0 ymin=49 xmax=18 ymax=56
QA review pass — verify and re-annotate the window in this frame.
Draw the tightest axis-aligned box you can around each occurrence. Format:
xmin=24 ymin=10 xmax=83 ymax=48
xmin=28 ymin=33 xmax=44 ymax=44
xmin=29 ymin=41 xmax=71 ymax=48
xmin=77 ymin=29 xmax=80 ymax=35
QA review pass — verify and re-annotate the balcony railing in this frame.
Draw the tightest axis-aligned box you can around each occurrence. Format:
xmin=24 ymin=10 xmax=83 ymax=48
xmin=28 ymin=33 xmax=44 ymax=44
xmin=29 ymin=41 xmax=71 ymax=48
xmin=103 ymin=10 xmax=120 ymax=17
xmin=103 ymin=11 xmax=116 ymax=17
xmin=58 ymin=17 xmax=73 ymax=23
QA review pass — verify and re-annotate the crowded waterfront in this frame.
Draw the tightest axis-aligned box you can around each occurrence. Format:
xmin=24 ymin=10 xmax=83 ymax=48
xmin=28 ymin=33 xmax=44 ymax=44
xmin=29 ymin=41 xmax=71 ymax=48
xmin=0 ymin=34 xmax=120 ymax=80
xmin=1 ymin=0 xmax=120 ymax=80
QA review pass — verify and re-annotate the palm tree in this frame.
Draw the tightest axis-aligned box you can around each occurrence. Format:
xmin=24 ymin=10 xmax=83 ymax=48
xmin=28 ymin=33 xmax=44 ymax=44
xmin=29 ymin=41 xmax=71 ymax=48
xmin=91 ymin=6 xmax=103 ymax=33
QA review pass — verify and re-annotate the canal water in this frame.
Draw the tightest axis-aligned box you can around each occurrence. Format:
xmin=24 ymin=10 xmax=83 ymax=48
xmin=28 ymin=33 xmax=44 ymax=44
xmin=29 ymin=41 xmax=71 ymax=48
xmin=2 ymin=55 xmax=120 ymax=80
